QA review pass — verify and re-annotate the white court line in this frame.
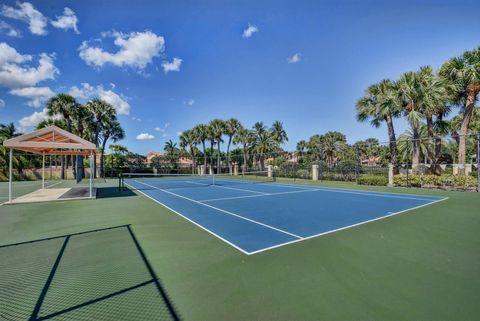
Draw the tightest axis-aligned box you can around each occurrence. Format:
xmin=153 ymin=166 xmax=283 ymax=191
xmin=133 ymin=180 xmax=302 ymax=239
xmin=200 ymin=188 xmax=321 ymax=202
xmin=45 ymin=181 xmax=63 ymax=189
xmin=124 ymin=181 xmax=250 ymax=255
xmin=247 ymin=197 xmax=449 ymax=255
xmin=259 ymin=182 xmax=441 ymax=201
xmin=184 ymin=180 xmax=267 ymax=195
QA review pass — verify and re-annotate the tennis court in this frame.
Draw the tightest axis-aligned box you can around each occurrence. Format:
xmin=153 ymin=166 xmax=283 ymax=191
xmin=122 ymin=173 xmax=447 ymax=255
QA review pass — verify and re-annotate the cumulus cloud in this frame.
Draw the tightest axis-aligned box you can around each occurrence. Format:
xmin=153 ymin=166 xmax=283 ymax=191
xmin=9 ymin=86 xmax=54 ymax=107
xmin=0 ymin=98 xmax=5 ymax=108
xmin=287 ymin=52 xmax=301 ymax=64
xmin=1 ymin=2 xmax=47 ymax=35
xmin=18 ymin=107 xmax=61 ymax=129
xmin=184 ymin=98 xmax=195 ymax=106
xmin=51 ymin=7 xmax=79 ymax=34
xmin=79 ymin=30 xmax=164 ymax=71
xmin=155 ymin=123 xmax=171 ymax=138
xmin=242 ymin=23 xmax=258 ymax=38
xmin=69 ymin=82 xmax=130 ymax=115
xmin=161 ymin=57 xmax=182 ymax=74
xmin=0 ymin=20 xmax=21 ymax=37
xmin=131 ymin=116 xmax=141 ymax=122
xmin=0 ymin=42 xmax=59 ymax=89
xmin=136 ymin=132 xmax=155 ymax=140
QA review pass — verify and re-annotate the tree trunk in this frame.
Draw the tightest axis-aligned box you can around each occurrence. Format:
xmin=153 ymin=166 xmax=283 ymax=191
xmin=202 ymin=140 xmax=207 ymax=167
xmin=384 ymin=114 xmax=399 ymax=174
xmin=425 ymin=114 xmax=436 ymax=174
xmin=242 ymin=144 xmax=248 ymax=173
xmin=190 ymin=147 xmax=196 ymax=174
xmin=434 ymin=113 xmax=443 ymax=175
xmin=100 ymin=137 xmax=108 ymax=178
xmin=217 ymin=141 xmax=221 ymax=174
xmin=457 ymin=90 xmax=477 ymax=175
xmin=226 ymin=136 xmax=232 ymax=171
xmin=411 ymin=124 xmax=421 ymax=174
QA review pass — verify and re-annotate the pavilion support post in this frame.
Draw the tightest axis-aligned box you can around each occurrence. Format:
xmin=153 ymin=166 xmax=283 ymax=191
xmin=89 ymin=153 xmax=93 ymax=198
xmin=8 ymin=148 xmax=12 ymax=203
xmin=42 ymin=152 xmax=45 ymax=189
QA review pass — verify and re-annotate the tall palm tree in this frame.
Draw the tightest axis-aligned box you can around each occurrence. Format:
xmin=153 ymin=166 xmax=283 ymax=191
xmin=164 ymin=140 xmax=178 ymax=168
xmin=356 ymin=79 xmax=401 ymax=173
xmin=193 ymin=124 xmax=209 ymax=167
xmin=209 ymin=119 xmax=225 ymax=173
xmin=99 ymin=120 xmax=125 ymax=178
xmin=396 ymin=71 xmax=425 ymax=172
xmin=224 ymin=118 xmax=242 ymax=171
xmin=46 ymin=94 xmax=79 ymax=178
xmin=270 ymin=120 xmax=288 ymax=145
xmin=85 ymin=99 xmax=117 ymax=178
xmin=234 ymin=127 xmax=254 ymax=172
xmin=255 ymin=130 xmax=276 ymax=170
xmin=179 ymin=129 xmax=199 ymax=174
xmin=440 ymin=47 xmax=480 ymax=175
xmin=418 ymin=66 xmax=451 ymax=173
xmin=397 ymin=125 xmax=429 ymax=164
xmin=296 ymin=140 xmax=307 ymax=156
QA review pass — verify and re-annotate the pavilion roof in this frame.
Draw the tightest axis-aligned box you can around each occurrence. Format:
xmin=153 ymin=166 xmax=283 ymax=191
xmin=3 ymin=126 xmax=96 ymax=156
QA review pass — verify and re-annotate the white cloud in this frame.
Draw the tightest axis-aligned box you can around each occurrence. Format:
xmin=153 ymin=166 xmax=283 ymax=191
xmin=0 ymin=42 xmax=59 ymax=88
xmin=0 ymin=20 xmax=21 ymax=37
xmin=161 ymin=57 xmax=182 ymax=74
xmin=242 ymin=23 xmax=258 ymax=38
xmin=1 ymin=2 xmax=47 ymax=35
xmin=165 ymin=122 xmax=170 ymax=128
xmin=79 ymin=30 xmax=164 ymax=71
xmin=68 ymin=82 xmax=130 ymax=115
xmin=176 ymin=131 xmax=182 ymax=136
xmin=131 ymin=116 xmax=141 ymax=122
xmin=51 ymin=7 xmax=79 ymax=34
xmin=9 ymin=86 xmax=54 ymax=107
xmin=136 ymin=132 xmax=155 ymax=140
xmin=155 ymin=127 xmax=165 ymax=132
xmin=0 ymin=98 xmax=5 ymax=108
xmin=185 ymin=98 xmax=195 ymax=106
xmin=287 ymin=52 xmax=301 ymax=64
xmin=18 ymin=107 xmax=61 ymax=129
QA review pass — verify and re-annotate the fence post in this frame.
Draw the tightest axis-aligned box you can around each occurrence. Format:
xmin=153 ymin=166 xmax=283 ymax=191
xmin=477 ymin=133 xmax=479 ymax=192
xmin=267 ymin=165 xmax=273 ymax=178
xmin=312 ymin=164 xmax=319 ymax=181
xmin=406 ymin=138 xmax=410 ymax=188
xmin=388 ymin=164 xmax=394 ymax=187
xmin=234 ymin=164 xmax=238 ymax=176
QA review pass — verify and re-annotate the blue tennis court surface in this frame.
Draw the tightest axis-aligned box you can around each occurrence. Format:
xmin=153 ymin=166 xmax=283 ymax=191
xmin=125 ymin=177 xmax=446 ymax=255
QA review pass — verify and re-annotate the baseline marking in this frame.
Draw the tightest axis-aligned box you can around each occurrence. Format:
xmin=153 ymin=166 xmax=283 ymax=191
xmin=200 ymin=188 xmax=321 ymax=202
xmin=247 ymin=196 xmax=449 ymax=255
xmin=133 ymin=180 xmax=302 ymax=239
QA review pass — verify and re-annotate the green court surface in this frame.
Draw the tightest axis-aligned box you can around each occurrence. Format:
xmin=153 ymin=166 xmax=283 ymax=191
xmin=1 ymin=179 xmax=479 ymax=320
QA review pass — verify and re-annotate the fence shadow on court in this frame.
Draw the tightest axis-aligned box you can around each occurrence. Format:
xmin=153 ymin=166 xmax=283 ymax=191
xmin=0 ymin=225 xmax=180 ymax=321
xmin=96 ymin=186 xmax=138 ymax=199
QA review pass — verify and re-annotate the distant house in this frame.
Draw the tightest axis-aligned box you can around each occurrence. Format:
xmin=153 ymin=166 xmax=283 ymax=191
xmin=144 ymin=152 xmax=193 ymax=166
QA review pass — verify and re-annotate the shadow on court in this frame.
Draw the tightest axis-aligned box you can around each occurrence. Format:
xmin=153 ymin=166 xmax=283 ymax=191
xmin=0 ymin=225 xmax=180 ymax=321
xmin=96 ymin=187 xmax=138 ymax=199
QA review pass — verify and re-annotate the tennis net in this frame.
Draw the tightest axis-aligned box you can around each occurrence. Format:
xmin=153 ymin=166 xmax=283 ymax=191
xmin=120 ymin=171 xmax=275 ymax=191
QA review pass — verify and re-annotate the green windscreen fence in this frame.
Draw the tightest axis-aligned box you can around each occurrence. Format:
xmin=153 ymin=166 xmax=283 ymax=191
xmin=0 ymin=225 xmax=180 ymax=321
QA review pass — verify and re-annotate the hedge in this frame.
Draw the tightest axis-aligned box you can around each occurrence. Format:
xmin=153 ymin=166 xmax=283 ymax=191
xmin=357 ymin=174 xmax=388 ymax=186
xmin=393 ymin=174 xmax=477 ymax=189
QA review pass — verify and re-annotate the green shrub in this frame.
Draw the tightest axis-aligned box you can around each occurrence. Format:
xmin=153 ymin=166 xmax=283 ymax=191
xmin=393 ymin=174 xmax=477 ymax=189
xmin=357 ymin=174 xmax=388 ymax=186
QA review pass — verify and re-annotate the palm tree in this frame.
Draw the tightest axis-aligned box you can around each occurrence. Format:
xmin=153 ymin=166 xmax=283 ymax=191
xmin=321 ymin=131 xmax=347 ymax=167
xmin=440 ymin=47 xmax=480 ymax=175
xmin=46 ymin=94 xmax=78 ymax=133
xmin=179 ymin=129 xmax=199 ymax=174
xmin=296 ymin=140 xmax=307 ymax=156
xmin=418 ymin=66 xmax=451 ymax=173
xmin=99 ymin=120 xmax=125 ymax=178
xmin=0 ymin=123 xmax=29 ymax=178
xmin=234 ymin=127 xmax=255 ymax=172
xmin=397 ymin=125 xmax=429 ymax=164
xmin=193 ymin=124 xmax=209 ymax=167
xmin=85 ymin=99 xmax=116 ymax=178
xmin=209 ymin=119 xmax=225 ymax=173
xmin=255 ymin=130 xmax=276 ymax=170
xmin=164 ymin=140 xmax=179 ymax=168
xmin=396 ymin=71 xmax=425 ymax=173
xmin=356 ymin=79 xmax=401 ymax=173
xmin=270 ymin=120 xmax=288 ymax=145
xmin=46 ymin=94 xmax=79 ymax=178
xmin=224 ymin=118 xmax=242 ymax=171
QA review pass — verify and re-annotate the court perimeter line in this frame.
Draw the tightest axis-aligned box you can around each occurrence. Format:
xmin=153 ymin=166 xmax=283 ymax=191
xmin=124 ymin=181 xmax=251 ymax=255
xmin=200 ymin=188 xmax=322 ymax=202
xmin=260 ymin=182 xmax=442 ymax=201
xmin=185 ymin=180 xmax=266 ymax=195
xmin=247 ymin=196 xmax=449 ymax=255
xmin=134 ymin=180 xmax=302 ymax=239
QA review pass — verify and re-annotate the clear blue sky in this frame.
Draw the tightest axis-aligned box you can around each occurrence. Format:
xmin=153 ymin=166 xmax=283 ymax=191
xmin=1 ymin=0 xmax=479 ymax=154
